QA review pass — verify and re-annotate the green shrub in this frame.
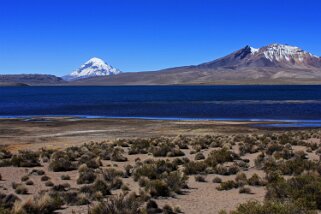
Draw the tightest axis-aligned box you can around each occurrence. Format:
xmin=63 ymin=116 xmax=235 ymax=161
xmin=45 ymin=181 xmax=54 ymax=187
xmin=183 ymin=161 xmax=207 ymax=175
xmin=229 ymin=200 xmax=315 ymax=214
xmin=248 ymin=174 xmax=265 ymax=186
xmin=239 ymin=187 xmax=252 ymax=194
xmin=235 ymin=172 xmax=248 ymax=186
xmin=205 ymin=148 xmax=239 ymax=168
xmin=25 ymin=180 xmax=34 ymax=186
xmin=89 ymin=193 xmax=143 ymax=214
xmin=78 ymin=153 xmax=101 ymax=169
xmin=212 ymin=177 xmax=222 ymax=183
xmin=266 ymin=174 xmax=321 ymax=210
xmin=194 ymin=152 xmax=205 ymax=160
xmin=217 ymin=180 xmax=238 ymax=191
xmin=111 ymin=147 xmax=128 ymax=162
xmin=151 ymin=142 xmax=184 ymax=157
xmin=41 ymin=175 xmax=51 ymax=182
xmin=12 ymin=193 xmax=63 ymax=214
xmin=11 ymin=150 xmax=40 ymax=167
xmin=77 ymin=164 xmax=96 ymax=184
xmin=165 ymin=171 xmax=188 ymax=194
xmin=15 ymin=184 xmax=28 ymax=195
xmin=147 ymin=179 xmax=171 ymax=197
xmin=195 ymin=175 xmax=206 ymax=182
xmin=21 ymin=175 xmax=29 ymax=182
xmin=49 ymin=151 xmax=75 ymax=172
xmin=60 ymin=174 xmax=70 ymax=180
xmin=30 ymin=169 xmax=45 ymax=176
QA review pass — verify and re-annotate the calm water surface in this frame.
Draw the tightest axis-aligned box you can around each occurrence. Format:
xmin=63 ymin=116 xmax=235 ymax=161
xmin=1 ymin=85 xmax=321 ymax=127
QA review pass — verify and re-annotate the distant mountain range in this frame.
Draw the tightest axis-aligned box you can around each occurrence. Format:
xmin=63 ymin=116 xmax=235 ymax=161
xmin=0 ymin=74 xmax=65 ymax=86
xmin=1 ymin=43 xmax=321 ymax=86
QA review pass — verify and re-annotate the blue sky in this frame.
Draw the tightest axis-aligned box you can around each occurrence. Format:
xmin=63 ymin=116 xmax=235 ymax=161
xmin=1 ymin=0 xmax=321 ymax=76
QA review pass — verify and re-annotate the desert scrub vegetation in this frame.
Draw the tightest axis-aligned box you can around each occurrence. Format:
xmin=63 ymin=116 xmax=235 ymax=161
xmin=205 ymin=148 xmax=240 ymax=167
xmin=132 ymin=159 xmax=188 ymax=197
xmin=216 ymin=180 xmax=238 ymax=191
xmin=88 ymin=193 xmax=144 ymax=214
xmin=265 ymin=173 xmax=321 ymax=210
xmin=2 ymin=131 xmax=321 ymax=213
xmin=195 ymin=175 xmax=207 ymax=182
xmin=14 ymin=184 xmax=28 ymax=195
xmin=11 ymin=150 xmax=41 ymax=167
xmin=77 ymin=164 xmax=96 ymax=184
xmin=12 ymin=193 xmax=63 ymax=214
xmin=48 ymin=151 xmax=75 ymax=172
xmin=150 ymin=140 xmax=185 ymax=157
xmin=60 ymin=174 xmax=70 ymax=180
xmin=225 ymin=200 xmax=316 ymax=214
xmin=0 ymin=193 xmax=20 ymax=213
xmin=0 ymin=148 xmax=12 ymax=167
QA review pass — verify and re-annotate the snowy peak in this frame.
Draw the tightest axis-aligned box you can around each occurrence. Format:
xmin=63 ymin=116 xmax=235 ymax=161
xmin=64 ymin=57 xmax=121 ymax=80
xmin=257 ymin=44 xmax=316 ymax=63
xmin=197 ymin=43 xmax=321 ymax=70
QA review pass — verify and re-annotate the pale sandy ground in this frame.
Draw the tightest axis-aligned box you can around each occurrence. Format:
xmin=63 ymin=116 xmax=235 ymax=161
xmin=0 ymin=117 xmax=319 ymax=214
xmin=0 ymin=117 xmax=285 ymax=152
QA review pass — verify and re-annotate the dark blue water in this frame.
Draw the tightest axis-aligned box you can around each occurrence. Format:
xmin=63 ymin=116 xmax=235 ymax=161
xmin=1 ymin=86 xmax=321 ymax=126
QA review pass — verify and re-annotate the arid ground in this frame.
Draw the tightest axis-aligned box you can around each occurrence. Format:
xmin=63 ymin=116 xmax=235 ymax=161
xmin=0 ymin=118 xmax=320 ymax=214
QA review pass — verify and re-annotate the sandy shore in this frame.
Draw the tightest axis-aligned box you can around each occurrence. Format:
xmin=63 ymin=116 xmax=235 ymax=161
xmin=0 ymin=117 xmax=280 ymax=152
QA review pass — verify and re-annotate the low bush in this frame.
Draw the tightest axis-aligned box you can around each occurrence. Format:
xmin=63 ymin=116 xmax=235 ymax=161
xmin=25 ymin=180 xmax=34 ymax=186
xmin=216 ymin=180 xmax=238 ymax=191
xmin=235 ymin=172 xmax=248 ymax=186
xmin=49 ymin=151 xmax=75 ymax=172
xmin=15 ymin=184 xmax=28 ymax=195
xmin=77 ymin=164 xmax=96 ymax=184
xmin=212 ymin=177 xmax=222 ymax=183
xmin=165 ymin=171 xmax=188 ymax=194
xmin=60 ymin=174 xmax=70 ymax=180
xmin=89 ymin=193 xmax=144 ymax=214
xmin=30 ymin=169 xmax=45 ymax=176
xmin=239 ymin=187 xmax=252 ymax=194
xmin=12 ymin=193 xmax=63 ymax=214
xmin=11 ymin=150 xmax=40 ymax=167
xmin=45 ymin=181 xmax=54 ymax=187
xmin=147 ymin=179 xmax=171 ymax=197
xmin=194 ymin=152 xmax=205 ymax=160
xmin=205 ymin=148 xmax=239 ymax=168
xmin=150 ymin=142 xmax=185 ymax=157
xmin=248 ymin=174 xmax=265 ymax=186
xmin=266 ymin=173 xmax=321 ymax=210
xmin=195 ymin=175 xmax=206 ymax=182
xmin=228 ymin=200 xmax=315 ymax=214
xmin=0 ymin=193 xmax=20 ymax=210
xmin=21 ymin=175 xmax=29 ymax=182
xmin=111 ymin=147 xmax=128 ymax=162
xmin=41 ymin=175 xmax=51 ymax=182
xmin=183 ymin=161 xmax=207 ymax=175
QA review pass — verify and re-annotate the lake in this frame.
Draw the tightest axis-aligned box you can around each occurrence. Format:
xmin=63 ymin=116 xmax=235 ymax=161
xmin=1 ymin=85 xmax=321 ymax=126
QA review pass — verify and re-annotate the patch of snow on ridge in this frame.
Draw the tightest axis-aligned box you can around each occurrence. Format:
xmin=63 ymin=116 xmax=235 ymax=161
xmin=250 ymin=47 xmax=259 ymax=54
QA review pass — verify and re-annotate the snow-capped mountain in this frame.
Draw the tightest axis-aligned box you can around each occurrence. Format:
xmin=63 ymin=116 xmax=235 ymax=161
xmin=63 ymin=57 xmax=121 ymax=80
xmin=198 ymin=43 xmax=321 ymax=69
xmin=70 ymin=43 xmax=321 ymax=85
